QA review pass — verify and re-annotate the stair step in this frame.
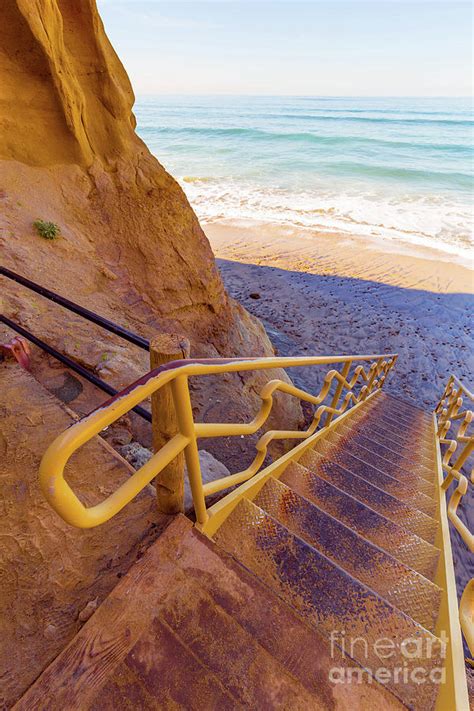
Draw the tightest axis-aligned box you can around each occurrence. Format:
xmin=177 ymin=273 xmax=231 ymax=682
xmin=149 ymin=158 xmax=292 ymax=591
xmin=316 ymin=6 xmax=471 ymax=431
xmin=377 ymin=391 xmax=434 ymax=417
xmin=281 ymin=462 xmax=440 ymax=581
xmin=15 ymin=518 xmax=236 ymax=711
xmin=313 ymin=438 xmax=437 ymax=514
xmin=215 ymin=498 xmax=442 ymax=710
xmin=300 ymin=450 xmax=438 ymax=543
xmin=341 ymin=397 xmax=434 ymax=458
xmin=378 ymin=397 xmax=434 ymax=425
xmin=16 ymin=516 xmax=405 ymax=710
xmin=188 ymin=532 xmax=405 ymax=709
xmin=92 ymin=617 xmax=238 ymax=710
xmin=376 ymin=413 xmax=434 ymax=437
xmin=379 ymin=396 xmax=433 ymax=421
xmin=340 ymin=416 xmax=435 ymax=468
xmin=254 ymin=477 xmax=441 ymax=631
xmin=370 ymin=410 xmax=434 ymax=439
xmin=335 ymin=421 xmax=435 ymax=478
xmin=0 ymin=363 xmax=161 ymax=708
xmin=345 ymin=401 xmax=434 ymax=445
xmin=381 ymin=406 xmax=433 ymax=426
xmin=149 ymin=580 xmax=319 ymax=708
xmin=318 ymin=430 xmax=435 ymax=496
xmin=380 ymin=392 xmax=432 ymax=419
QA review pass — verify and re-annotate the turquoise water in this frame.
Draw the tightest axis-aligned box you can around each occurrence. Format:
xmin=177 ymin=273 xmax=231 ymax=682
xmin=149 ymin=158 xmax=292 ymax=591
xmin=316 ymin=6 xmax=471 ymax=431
xmin=135 ymin=96 xmax=473 ymax=262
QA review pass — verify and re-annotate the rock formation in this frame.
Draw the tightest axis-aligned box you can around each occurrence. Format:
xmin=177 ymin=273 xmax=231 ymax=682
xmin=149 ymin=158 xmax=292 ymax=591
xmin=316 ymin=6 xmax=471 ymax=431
xmin=0 ymin=1 xmax=302 ymax=468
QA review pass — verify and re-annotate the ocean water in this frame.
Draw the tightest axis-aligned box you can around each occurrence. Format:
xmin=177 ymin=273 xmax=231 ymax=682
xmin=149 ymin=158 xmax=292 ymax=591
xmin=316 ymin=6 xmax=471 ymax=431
xmin=134 ymin=96 xmax=473 ymax=264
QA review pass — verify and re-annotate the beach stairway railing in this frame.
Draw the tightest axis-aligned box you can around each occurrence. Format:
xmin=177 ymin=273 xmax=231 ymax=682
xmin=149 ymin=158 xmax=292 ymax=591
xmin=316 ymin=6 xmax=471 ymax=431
xmin=6 ymin=346 xmax=473 ymax=709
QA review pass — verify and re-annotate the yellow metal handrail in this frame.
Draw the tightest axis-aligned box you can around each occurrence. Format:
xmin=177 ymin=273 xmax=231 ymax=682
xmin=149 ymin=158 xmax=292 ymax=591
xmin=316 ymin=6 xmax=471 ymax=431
xmin=39 ymin=353 xmax=396 ymax=529
xmin=435 ymin=374 xmax=474 ymax=551
xmin=460 ymin=581 xmax=474 ymax=663
xmin=435 ymin=374 xmax=474 ymax=662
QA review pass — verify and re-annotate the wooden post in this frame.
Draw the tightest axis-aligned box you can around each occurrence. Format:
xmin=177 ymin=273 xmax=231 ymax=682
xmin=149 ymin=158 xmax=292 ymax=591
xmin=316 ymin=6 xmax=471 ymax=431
xmin=149 ymin=333 xmax=191 ymax=514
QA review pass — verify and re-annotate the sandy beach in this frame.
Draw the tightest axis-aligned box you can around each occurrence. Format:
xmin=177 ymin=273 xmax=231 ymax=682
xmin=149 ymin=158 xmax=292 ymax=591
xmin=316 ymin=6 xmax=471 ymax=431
xmin=207 ymin=220 xmax=473 ymax=410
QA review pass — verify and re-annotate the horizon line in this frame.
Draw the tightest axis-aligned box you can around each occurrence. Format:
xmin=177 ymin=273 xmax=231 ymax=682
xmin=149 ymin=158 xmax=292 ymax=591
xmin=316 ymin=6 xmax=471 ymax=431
xmin=134 ymin=92 xmax=473 ymax=99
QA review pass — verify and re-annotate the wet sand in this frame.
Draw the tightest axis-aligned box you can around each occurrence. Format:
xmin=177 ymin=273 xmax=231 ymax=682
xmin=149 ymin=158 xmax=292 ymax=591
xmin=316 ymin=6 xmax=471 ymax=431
xmin=207 ymin=220 xmax=473 ymax=410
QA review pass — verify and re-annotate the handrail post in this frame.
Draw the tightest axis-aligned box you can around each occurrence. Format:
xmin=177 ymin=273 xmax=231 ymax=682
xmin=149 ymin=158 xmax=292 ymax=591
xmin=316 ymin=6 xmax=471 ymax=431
xmin=453 ymin=439 xmax=474 ymax=475
xmin=150 ymin=334 xmax=190 ymax=514
xmin=435 ymin=375 xmax=454 ymax=416
xmin=324 ymin=360 xmax=352 ymax=427
xmin=365 ymin=357 xmax=382 ymax=394
xmin=171 ymin=374 xmax=208 ymax=525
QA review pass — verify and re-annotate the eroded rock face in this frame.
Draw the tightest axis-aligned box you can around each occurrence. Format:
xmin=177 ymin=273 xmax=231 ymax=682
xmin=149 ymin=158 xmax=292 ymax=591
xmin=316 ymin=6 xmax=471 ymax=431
xmin=0 ymin=1 xmax=302 ymax=468
xmin=1 ymin=0 xmax=228 ymax=334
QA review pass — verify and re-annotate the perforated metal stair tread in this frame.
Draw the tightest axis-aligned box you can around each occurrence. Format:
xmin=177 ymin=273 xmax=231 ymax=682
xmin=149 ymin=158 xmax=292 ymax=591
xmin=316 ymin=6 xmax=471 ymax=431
xmin=315 ymin=432 xmax=436 ymax=500
xmin=186 ymin=528 xmax=405 ymax=708
xmin=311 ymin=437 xmax=437 ymax=513
xmin=254 ymin=476 xmax=441 ymax=631
xmin=377 ymin=402 xmax=434 ymax=426
xmin=339 ymin=421 xmax=435 ymax=469
xmin=214 ymin=498 xmax=442 ymax=710
xmin=368 ymin=411 xmax=434 ymax=439
xmin=346 ymin=405 xmax=435 ymax=459
xmin=381 ymin=407 xmax=433 ymax=426
xmin=280 ymin=461 xmax=440 ymax=581
xmin=379 ymin=392 xmax=433 ymax=419
xmin=378 ymin=402 xmax=434 ymax=425
xmin=364 ymin=397 xmax=434 ymax=428
xmin=334 ymin=421 xmax=436 ymax=474
xmin=376 ymin=391 xmax=434 ymax=419
xmin=299 ymin=451 xmax=438 ymax=541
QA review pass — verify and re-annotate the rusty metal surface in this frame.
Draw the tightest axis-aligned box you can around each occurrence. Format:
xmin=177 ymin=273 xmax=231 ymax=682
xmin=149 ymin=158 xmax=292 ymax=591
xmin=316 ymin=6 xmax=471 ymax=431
xmin=281 ymin=462 xmax=439 ymax=581
xmin=300 ymin=451 xmax=437 ymax=542
xmin=364 ymin=396 xmax=435 ymax=432
xmin=379 ymin=399 xmax=434 ymax=425
xmin=345 ymin=405 xmax=435 ymax=461
xmin=379 ymin=394 xmax=432 ymax=417
xmin=184 ymin=529 xmax=405 ymax=710
xmin=313 ymin=438 xmax=437 ymax=518
xmin=147 ymin=578 xmax=319 ymax=708
xmin=368 ymin=410 xmax=434 ymax=439
xmin=215 ymin=498 xmax=442 ymax=710
xmin=378 ymin=406 xmax=434 ymax=430
xmin=254 ymin=477 xmax=441 ymax=632
xmin=335 ymin=420 xmax=435 ymax=473
xmin=378 ymin=391 xmax=434 ymax=417
xmin=317 ymin=432 xmax=435 ymax=501
xmin=378 ymin=392 xmax=433 ymax=419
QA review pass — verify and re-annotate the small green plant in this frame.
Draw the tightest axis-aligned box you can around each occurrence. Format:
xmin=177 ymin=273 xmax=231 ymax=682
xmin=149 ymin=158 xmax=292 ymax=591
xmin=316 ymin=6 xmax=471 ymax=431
xmin=33 ymin=219 xmax=60 ymax=240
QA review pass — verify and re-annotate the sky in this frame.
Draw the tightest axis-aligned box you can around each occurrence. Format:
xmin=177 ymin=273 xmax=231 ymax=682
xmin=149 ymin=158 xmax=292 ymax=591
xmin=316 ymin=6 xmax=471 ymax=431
xmin=97 ymin=1 xmax=473 ymax=96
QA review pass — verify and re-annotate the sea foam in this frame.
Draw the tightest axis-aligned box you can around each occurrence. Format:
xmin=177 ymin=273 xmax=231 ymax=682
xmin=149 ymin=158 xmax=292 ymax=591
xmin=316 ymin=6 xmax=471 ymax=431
xmin=135 ymin=95 xmax=473 ymax=266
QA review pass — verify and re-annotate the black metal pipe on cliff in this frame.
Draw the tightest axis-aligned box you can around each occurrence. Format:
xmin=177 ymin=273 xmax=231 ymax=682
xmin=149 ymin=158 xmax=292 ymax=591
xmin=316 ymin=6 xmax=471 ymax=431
xmin=0 ymin=315 xmax=152 ymax=423
xmin=0 ymin=266 xmax=150 ymax=350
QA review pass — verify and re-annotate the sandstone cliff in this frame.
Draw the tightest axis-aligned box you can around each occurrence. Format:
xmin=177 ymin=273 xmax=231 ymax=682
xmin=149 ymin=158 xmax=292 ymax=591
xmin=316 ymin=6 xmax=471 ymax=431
xmin=0 ymin=0 xmax=302 ymax=468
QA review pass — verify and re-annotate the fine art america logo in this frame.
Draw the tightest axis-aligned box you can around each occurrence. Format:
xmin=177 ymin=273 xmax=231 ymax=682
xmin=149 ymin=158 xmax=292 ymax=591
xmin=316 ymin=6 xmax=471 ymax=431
xmin=328 ymin=630 xmax=448 ymax=686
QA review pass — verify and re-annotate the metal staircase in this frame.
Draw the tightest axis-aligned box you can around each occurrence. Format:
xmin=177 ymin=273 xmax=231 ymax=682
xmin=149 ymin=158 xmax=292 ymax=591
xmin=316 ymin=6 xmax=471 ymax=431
xmin=2 ymin=270 xmax=472 ymax=709
xmin=8 ymin=377 xmax=471 ymax=709
xmin=213 ymin=393 xmax=446 ymax=710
